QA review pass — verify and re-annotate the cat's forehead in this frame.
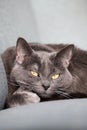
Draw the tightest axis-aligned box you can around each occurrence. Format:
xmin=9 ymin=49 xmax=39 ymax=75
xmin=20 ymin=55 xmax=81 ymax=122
xmin=34 ymin=51 xmax=55 ymax=74
xmin=35 ymin=51 xmax=53 ymax=62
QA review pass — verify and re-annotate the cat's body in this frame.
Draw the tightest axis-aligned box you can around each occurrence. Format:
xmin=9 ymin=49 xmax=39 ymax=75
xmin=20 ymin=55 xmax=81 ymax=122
xmin=2 ymin=38 xmax=87 ymax=108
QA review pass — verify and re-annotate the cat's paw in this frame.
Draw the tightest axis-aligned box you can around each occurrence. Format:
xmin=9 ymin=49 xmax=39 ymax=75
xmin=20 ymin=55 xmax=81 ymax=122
xmin=14 ymin=91 xmax=40 ymax=103
xmin=7 ymin=91 xmax=40 ymax=108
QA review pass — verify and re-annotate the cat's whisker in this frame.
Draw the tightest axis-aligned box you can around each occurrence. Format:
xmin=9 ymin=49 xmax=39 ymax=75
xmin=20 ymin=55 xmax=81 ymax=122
xmin=56 ymin=88 xmax=73 ymax=95
xmin=8 ymin=81 xmax=19 ymax=87
xmin=8 ymin=80 xmax=31 ymax=87
xmin=56 ymin=90 xmax=72 ymax=99
xmin=16 ymin=80 xmax=35 ymax=88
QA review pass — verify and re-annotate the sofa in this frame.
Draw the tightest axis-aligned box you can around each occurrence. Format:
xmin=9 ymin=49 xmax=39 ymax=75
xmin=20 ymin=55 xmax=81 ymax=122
xmin=0 ymin=55 xmax=87 ymax=130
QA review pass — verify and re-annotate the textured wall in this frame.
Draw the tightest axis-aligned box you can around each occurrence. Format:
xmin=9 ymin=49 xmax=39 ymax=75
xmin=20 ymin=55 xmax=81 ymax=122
xmin=0 ymin=0 xmax=87 ymax=52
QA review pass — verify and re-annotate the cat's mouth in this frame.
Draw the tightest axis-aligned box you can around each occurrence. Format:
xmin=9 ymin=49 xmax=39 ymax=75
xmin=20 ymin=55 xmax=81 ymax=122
xmin=32 ymin=88 xmax=73 ymax=100
xmin=32 ymin=89 xmax=55 ymax=99
xmin=38 ymin=92 xmax=51 ymax=98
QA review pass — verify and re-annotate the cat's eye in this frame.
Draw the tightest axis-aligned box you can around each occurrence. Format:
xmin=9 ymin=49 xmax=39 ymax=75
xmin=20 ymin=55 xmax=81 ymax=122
xmin=51 ymin=74 xmax=60 ymax=80
xmin=30 ymin=71 xmax=38 ymax=77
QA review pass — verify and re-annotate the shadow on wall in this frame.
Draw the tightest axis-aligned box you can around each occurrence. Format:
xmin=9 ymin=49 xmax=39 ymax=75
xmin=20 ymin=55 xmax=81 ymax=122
xmin=0 ymin=0 xmax=87 ymax=52
xmin=0 ymin=0 xmax=40 ymax=52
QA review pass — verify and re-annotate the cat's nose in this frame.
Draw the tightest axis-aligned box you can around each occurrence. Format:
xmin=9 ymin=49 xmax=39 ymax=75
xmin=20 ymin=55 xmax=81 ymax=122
xmin=42 ymin=81 xmax=50 ymax=90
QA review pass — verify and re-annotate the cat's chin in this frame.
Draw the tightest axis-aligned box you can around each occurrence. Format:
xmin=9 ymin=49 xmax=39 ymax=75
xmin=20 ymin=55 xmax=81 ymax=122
xmin=32 ymin=88 xmax=55 ymax=98
xmin=39 ymin=93 xmax=51 ymax=98
xmin=37 ymin=91 xmax=54 ymax=99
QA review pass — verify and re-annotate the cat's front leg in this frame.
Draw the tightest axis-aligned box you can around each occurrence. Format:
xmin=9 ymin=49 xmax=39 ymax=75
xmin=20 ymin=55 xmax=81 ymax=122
xmin=7 ymin=90 xmax=40 ymax=108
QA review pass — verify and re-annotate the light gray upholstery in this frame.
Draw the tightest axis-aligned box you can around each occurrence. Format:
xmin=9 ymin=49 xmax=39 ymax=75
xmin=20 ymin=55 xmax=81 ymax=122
xmin=0 ymin=0 xmax=87 ymax=52
xmin=0 ymin=56 xmax=8 ymax=109
xmin=0 ymin=99 xmax=87 ymax=130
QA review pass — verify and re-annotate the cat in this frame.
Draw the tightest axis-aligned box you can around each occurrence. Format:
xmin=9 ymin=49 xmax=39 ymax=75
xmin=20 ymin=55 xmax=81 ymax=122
xmin=1 ymin=37 xmax=87 ymax=108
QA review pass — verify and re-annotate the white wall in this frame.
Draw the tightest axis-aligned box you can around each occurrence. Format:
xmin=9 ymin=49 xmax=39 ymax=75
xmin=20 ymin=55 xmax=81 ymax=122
xmin=0 ymin=0 xmax=87 ymax=52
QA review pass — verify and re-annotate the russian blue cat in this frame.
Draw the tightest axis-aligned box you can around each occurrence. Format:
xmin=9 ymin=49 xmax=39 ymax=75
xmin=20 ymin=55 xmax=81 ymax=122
xmin=2 ymin=38 xmax=87 ymax=108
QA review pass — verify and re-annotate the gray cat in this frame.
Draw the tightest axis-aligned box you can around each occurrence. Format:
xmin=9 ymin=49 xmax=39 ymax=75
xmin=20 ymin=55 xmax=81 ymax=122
xmin=2 ymin=37 xmax=87 ymax=108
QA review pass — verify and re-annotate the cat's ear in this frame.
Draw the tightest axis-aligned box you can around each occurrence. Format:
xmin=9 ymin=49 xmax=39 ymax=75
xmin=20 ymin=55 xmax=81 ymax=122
xmin=55 ymin=44 xmax=74 ymax=67
xmin=16 ymin=37 xmax=33 ymax=64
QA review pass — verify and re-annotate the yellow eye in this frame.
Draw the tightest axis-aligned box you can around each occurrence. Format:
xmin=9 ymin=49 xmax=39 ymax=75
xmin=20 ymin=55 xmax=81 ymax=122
xmin=31 ymin=71 xmax=38 ymax=77
xmin=51 ymin=74 xmax=60 ymax=80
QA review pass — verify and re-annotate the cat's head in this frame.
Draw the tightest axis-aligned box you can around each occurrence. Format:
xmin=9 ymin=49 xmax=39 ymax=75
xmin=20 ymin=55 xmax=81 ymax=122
xmin=11 ymin=37 xmax=74 ymax=99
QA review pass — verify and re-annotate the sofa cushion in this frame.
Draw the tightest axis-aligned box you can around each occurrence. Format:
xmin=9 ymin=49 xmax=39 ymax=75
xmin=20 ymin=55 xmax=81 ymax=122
xmin=0 ymin=56 xmax=8 ymax=109
xmin=0 ymin=99 xmax=87 ymax=130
